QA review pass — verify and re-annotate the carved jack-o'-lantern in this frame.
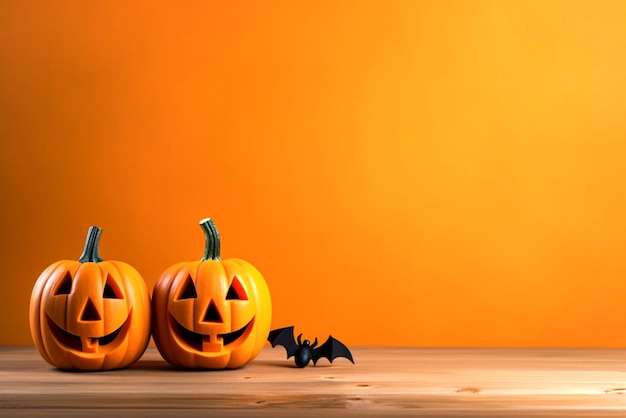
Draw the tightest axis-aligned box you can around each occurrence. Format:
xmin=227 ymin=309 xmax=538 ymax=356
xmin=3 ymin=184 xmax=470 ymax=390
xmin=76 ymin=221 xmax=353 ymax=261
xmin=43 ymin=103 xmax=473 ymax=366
xmin=152 ymin=218 xmax=272 ymax=369
xmin=29 ymin=226 xmax=151 ymax=371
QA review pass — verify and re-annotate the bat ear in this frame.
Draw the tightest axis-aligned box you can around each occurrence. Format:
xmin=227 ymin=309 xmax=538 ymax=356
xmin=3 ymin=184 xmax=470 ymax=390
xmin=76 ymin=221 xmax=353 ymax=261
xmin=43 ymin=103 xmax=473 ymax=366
xmin=297 ymin=333 xmax=302 ymax=345
xmin=311 ymin=337 xmax=318 ymax=348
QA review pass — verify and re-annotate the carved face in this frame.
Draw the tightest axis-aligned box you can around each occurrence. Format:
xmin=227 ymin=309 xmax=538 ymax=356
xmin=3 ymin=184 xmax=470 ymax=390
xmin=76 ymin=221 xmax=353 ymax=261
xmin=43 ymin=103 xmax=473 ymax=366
xmin=152 ymin=259 xmax=272 ymax=369
xmin=30 ymin=227 xmax=151 ymax=371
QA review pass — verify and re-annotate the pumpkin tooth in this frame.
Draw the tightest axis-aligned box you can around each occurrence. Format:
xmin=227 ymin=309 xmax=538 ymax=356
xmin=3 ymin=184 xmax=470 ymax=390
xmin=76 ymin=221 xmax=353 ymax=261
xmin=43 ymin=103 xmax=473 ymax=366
xmin=203 ymin=337 xmax=221 ymax=352
xmin=81 ymin=336 xmax=99 ymax=353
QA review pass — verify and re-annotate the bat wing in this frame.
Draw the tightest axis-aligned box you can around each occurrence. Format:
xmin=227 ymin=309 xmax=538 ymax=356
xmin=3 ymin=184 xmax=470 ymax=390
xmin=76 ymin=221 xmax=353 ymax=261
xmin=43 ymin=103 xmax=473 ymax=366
xmin=312 ymin=335 xmax=354 ymax=365
xmin=268 ymin=326 xmax=298 ymax=358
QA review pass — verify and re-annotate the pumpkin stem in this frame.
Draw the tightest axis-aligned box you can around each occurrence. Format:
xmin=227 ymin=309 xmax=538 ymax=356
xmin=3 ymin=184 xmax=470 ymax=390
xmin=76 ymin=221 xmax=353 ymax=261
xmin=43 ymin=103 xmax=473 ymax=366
xmin=78 ymin=226 xmax=105 ymax=263
xmin=199 ymin=218 xmax=221 ymax=261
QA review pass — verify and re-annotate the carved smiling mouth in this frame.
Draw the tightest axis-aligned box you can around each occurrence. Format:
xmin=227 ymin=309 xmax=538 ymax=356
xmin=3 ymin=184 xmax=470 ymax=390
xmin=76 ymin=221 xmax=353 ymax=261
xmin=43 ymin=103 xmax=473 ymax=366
xmin=46 ymin=314 xmax=130 ymax=353
xmin=170 ymin=316 xmax=254 ymax=352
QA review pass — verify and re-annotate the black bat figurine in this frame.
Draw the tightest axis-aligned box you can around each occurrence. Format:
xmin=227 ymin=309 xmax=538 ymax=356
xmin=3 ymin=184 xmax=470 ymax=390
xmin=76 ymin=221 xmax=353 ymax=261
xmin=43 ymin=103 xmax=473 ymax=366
xmin=268 ymin=326 xmax=354 ymax=368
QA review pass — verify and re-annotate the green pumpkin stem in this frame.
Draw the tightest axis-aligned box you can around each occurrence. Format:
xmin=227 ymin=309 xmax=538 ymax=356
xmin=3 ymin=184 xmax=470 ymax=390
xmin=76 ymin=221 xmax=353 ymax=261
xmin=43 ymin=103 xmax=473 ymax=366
xmin=78 ymin=226 xmax=105 ymax=263
xmin=200 ymin=218 xmax=221 ymax=261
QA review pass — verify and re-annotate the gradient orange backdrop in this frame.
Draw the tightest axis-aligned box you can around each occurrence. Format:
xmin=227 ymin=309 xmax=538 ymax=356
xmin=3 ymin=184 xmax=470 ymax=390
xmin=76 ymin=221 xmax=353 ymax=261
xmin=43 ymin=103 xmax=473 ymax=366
xmin=2 ymin=0 xmax=626 ymax=347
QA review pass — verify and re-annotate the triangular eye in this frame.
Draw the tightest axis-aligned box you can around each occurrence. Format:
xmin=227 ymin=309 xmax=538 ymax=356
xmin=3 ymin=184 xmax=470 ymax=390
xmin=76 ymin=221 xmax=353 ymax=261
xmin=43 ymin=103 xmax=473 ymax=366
xmin=226 ymin=276 xmax=248 ymax=300
xmin=178 ymin=275 xmax=198 ymax=300
xmin=81 ymin=298 xmax=102 ymax=321
xmin=103 ymin=274 xmax=122 ymax=299
xmin=54 ymin=271 xmax=72 ymax=295
xmin=203 ymin=300 xmax=223 ymax=323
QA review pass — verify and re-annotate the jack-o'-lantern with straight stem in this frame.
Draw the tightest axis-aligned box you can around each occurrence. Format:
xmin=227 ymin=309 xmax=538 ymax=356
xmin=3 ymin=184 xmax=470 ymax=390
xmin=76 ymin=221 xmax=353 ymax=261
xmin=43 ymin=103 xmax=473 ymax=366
xmin=29 ymin=226 xmax=151 ymax=371
xmin=152 ymin=218 xmax=272 ymax=369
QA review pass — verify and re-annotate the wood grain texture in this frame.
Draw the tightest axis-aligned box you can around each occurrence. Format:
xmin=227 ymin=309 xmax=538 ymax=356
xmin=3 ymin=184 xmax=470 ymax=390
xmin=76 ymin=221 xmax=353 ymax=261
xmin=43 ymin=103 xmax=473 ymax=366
xmin=2 ymin=347 xmax=626 ymax=417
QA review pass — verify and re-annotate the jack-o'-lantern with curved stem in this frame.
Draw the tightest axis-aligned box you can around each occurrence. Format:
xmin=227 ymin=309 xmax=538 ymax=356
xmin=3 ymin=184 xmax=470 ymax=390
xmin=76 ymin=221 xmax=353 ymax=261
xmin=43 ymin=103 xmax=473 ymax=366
xmin=152 ymin=218 xmax=272 ymax=369
xmin=29 ymin=226 xmax=151 ymax=371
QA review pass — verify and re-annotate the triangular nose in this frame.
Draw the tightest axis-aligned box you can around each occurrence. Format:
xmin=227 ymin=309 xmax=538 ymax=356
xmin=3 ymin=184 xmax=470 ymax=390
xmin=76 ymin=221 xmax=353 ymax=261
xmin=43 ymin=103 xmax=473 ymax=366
xmin=81 ymin=298 xmax=101 ymax=321
xmin=203 ymin=300 xmax=223 ymax=323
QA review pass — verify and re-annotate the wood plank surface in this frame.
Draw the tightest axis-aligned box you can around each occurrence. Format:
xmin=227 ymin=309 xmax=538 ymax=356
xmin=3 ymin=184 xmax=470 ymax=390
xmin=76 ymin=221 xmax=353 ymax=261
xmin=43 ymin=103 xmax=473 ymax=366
xmin=2 ymin=346 xmax=626 ymax=417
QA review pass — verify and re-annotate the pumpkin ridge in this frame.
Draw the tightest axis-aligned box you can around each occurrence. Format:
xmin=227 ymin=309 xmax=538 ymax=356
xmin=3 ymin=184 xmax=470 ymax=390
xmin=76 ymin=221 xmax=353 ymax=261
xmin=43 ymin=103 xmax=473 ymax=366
xmin=106 ymin=260 xmax=150 ymax=365
xmin=225 ymin=258 xmax=271 ymax=364
xmin=31 ymin=260 xmax=69 ymax=365
xmin=106 ymin=261 xmax=132 ymax=316
xmin=154 ymin=261 xmax=197 ymax=366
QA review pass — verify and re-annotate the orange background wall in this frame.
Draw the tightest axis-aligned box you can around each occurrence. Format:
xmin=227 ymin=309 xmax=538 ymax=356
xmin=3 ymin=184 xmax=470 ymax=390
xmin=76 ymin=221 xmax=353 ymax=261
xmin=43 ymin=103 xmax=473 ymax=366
xmin=2 ymin=0 xmax=626 ymax=347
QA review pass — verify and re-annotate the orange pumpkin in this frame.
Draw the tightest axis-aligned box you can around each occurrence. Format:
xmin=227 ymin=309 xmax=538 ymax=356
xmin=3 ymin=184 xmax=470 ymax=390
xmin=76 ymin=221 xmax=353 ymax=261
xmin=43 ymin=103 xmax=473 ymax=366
xmin=152 ymin=218 xmax=271 ymax=369
xmin=29 ymin=226 xmax=151 ymax=371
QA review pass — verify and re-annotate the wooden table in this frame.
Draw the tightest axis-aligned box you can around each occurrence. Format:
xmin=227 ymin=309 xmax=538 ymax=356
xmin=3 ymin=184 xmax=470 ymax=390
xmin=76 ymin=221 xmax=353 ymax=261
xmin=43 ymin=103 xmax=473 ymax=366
xmin=2 ymin=346 xmax=626 ymax=417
